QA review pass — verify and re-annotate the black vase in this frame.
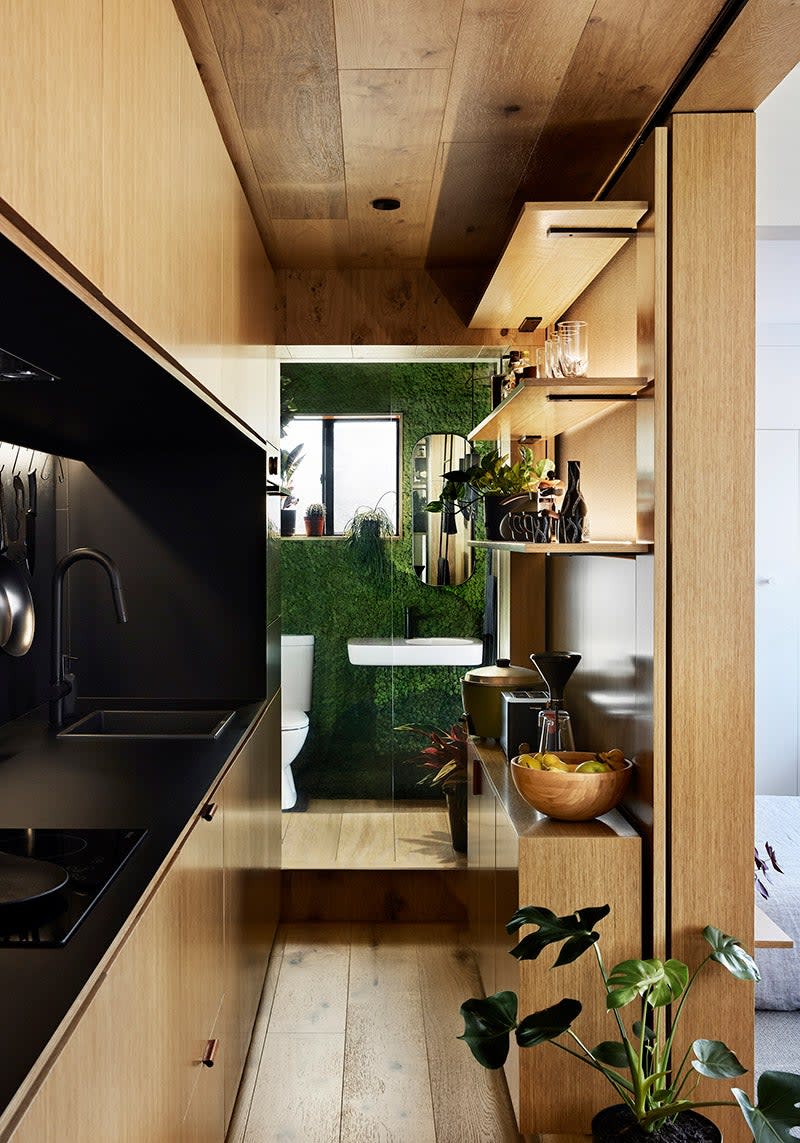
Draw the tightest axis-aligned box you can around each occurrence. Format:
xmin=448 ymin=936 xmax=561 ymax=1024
xmin=280 ymin=508 xmax=296 ymax=537
xmin=483 ymin=494 xmax=511 ymax=541
xmin=591 ymin=1105 xmax=722 ymax=1143
xmin=558 ymin=460 xmax=589 ymax=543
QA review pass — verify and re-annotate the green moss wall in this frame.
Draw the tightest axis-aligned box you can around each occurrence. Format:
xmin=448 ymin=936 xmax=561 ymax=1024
xmin=281 ymin=361 xmax=491 ymax=800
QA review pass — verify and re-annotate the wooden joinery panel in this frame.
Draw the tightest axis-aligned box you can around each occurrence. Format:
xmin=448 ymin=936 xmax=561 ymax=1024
xmin=668 ymin=112 xmax=755 ymax=1143
xmin=223 ymin=698 xmax=280 ymax=1125
xmin=333 ymin=0 xmax=461 ymax=70
xmin=0 ymin=0 xmax=103 ymax=284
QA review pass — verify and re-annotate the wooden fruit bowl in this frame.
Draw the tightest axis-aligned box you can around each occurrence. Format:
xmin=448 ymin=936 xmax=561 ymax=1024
xmin=510 ymin=751 xmax=632 ymax=821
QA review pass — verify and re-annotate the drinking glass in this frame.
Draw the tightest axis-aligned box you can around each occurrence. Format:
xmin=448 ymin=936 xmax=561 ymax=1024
xmin=537 ymin=708 xmax=575 ymax=752
xmin=544 ymin=337 xmax=562 ymax=378
xmin=556 ymin=321 xmax=589 ymax=377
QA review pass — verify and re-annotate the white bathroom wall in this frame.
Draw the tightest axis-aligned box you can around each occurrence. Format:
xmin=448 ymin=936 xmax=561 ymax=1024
xmin=755 ymin=63 xmax=800 ymax=792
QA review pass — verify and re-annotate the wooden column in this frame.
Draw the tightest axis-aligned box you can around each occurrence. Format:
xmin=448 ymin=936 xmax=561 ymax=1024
xmin=668 ymin=112 xmax=755 ymax=1142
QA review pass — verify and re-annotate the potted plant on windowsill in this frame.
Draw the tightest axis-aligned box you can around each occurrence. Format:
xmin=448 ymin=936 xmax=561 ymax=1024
xmin=395 ymin=721 xmax=468 ymax=853
xmin=425 ymin=446 xmax=561 ymax=541
xmin=280 ymin=444 xmax=304 ymax=536
xmin=458 ymin=903 xmax=800 ymax=1141
xmin=343 ymin=500 xmax=395 ymax=577
xmin=303 ymin=502 xmax=326 ymax=536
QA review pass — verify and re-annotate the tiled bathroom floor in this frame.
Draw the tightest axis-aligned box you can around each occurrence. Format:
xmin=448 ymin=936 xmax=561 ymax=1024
xmin=281 ymin=800 xmax=467 ymax=870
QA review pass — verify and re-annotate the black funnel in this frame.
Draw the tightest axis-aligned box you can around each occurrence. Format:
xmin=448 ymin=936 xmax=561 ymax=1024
xmin=529 ymin=651 xmax=581 ymax=706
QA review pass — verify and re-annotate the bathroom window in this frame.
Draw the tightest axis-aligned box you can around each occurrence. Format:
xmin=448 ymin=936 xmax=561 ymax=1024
xmin=283 ymin=415 xmax=400 ymax=535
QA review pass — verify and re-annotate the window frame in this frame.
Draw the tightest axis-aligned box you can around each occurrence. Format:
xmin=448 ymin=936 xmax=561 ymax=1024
xmin=289 ymin=413 xmax=402 ymax=537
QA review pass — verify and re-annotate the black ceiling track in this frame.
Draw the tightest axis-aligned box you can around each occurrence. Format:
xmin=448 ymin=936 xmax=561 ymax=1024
xmin=600 ymin=0 xmax=753 ymax=198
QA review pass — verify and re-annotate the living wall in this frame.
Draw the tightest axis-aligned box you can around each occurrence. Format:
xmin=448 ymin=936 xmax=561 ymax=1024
xmin=281 ymin=361 xmax=491 ymax=800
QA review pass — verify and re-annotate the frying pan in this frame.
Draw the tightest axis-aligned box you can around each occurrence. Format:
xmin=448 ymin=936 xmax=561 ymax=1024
xmin=0 ymin=475 xmax=34 ymax=657
xmin=0 ymin=850 xmax=68 ymax=905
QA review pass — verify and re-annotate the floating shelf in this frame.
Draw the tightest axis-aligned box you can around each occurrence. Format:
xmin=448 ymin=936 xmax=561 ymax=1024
xmin=468 ymin=377 xmax=651 ymax=442
xmin=469 ymin=200 xmax=648 ymax=330
xmin=469 ymin=540 xmax=652 ymax=555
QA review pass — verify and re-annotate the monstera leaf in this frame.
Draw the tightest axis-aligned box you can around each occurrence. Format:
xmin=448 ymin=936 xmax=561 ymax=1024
xmin=732 ymin=1071 xmax=800 ymax=1143
xmin=458 ymin=991 xmax=518 ymax=1069
xmin=691 ymin=1039 xmax=746 ymax=1079
xmin=507 ymin=905 xmax=609 ymax=967
xmin=515 ymin=998 xmax=582 ymax=1048
xmin=704 ymin=925 xmax=761 ymax=981
xmin=605 ymin=957 xmax=689 ymax=1009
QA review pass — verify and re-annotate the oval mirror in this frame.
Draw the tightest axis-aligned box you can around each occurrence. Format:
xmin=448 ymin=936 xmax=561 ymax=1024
xmin=411 ymin=433 xmax=475 ymax=586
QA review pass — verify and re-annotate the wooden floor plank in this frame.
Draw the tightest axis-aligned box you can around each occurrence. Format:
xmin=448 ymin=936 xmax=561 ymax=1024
xmin=243 ymin=1031 xmax=345 ymax=1143
xmin=342 ymin=923 xmax=436 ymax=1142
xmin=416 ymin=927 xmax=522 ymax=1143
xmin=267 ymin=922 xmax=352 ymax=1035
xmin=282 ymin=808 xmax=342 ymax=867
xmin=336 ymin=812 xmax=396 ymax=866
xmin=394 ymin=808 xmax=460 ymax=867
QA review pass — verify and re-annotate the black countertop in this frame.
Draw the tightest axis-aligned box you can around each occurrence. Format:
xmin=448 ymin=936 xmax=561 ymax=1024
xmin=0 ymin=697 xmax=264 ymax=1124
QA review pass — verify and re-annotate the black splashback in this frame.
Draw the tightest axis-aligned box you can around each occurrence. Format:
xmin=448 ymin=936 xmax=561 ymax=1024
xmin=65 ymin=445 xmax=266 ymax=702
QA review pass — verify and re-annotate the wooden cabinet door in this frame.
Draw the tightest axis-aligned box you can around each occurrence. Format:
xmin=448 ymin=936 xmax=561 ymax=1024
xmin=222 ymin=696 xmax=280 ymax=1125
xmin=0 ymin=0 xmax=103 ymax=283
xmin=10 ymin=807 xmax=225 ymax=1143
xmin=9 ymin=875 xmax=183 ymax=1142
xmin=182 ymin=1003 xmax=225 ymax=1143
xmin=173 ymin=802 xmax=225 ymax=1122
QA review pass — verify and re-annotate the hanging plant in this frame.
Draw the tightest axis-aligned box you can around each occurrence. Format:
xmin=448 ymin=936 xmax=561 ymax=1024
xmin=343 ymin=503 xmax=394 ymax=577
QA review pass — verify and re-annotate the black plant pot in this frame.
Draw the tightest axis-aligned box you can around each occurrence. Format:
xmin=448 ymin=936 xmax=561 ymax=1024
xmin=483 ymin=494 xmax=512 ymax=541
xmin=280 ymin=508 xmax=296 ymax=536
xmin=444 ymin=784 xmax=468 ymax=853
xmin=592 ymin=1106 xmax=722 ymax=1143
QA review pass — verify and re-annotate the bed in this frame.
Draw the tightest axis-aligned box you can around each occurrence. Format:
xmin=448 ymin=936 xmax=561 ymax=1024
xmin=756 ymin=795 xmax=800 ymax=1010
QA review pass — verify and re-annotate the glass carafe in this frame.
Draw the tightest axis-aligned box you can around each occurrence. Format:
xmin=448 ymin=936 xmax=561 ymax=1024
xmin=537 ymin=708 xmax=575 ymax=753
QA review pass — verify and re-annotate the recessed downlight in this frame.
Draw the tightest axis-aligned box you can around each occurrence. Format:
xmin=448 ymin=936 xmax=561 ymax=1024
xmin=371 ymin=197 xmax=401 ymax=211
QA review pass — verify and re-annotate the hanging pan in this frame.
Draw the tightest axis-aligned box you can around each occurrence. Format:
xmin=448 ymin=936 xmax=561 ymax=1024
xmin=0 ymin=473 xmax=34 ymax=657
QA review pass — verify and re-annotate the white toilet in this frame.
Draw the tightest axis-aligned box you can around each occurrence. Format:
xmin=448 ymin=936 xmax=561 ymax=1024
xmin=281 ymin=634 xmax=314 ymax=810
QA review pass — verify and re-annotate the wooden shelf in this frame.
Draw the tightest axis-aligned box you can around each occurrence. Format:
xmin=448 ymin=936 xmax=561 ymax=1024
xmin=468 ymin=377 xmax=651 ymax=442
xmin=755 ymin=904 xmax=794 ymax=948
xmin=469 ymin=201 xmax=649 ymax=330
xmin=469 ymin=539 xmax=651 ymax=555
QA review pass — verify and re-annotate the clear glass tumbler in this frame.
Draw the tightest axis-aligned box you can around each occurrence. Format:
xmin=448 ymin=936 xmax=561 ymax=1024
xmin=537 ymin=708 xmax=575 ymax=752
xmin=556 ymin=321 xmax=589 ymax=377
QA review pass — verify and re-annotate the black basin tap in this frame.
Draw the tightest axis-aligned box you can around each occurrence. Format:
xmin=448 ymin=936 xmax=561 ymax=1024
xmin=50 ymin=548 xmax=127 ymax=730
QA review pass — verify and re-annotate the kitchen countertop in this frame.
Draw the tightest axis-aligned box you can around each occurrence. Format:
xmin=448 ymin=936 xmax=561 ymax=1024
xmin=0 ymin=696 xmax=265 ymax=1125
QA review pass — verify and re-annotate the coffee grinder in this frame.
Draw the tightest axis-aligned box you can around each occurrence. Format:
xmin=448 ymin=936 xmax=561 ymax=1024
xmin=529 ymin=651 xmax=581 ymax=752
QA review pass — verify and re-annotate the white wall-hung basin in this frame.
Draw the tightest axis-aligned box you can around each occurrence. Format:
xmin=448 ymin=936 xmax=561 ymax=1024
xmin=347 ymin=637 xmax=483 ymax=667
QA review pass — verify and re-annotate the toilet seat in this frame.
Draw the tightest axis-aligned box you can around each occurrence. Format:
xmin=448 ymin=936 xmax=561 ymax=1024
xmin=282 ymin=709 xmax=309 ymax=733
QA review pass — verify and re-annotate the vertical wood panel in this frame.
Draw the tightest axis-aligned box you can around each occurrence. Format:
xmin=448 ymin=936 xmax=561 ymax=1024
xmin=0 ymin=0 xmax=103 ymax=284
xmin=668 ymin=112 xmax=755 ymax=1142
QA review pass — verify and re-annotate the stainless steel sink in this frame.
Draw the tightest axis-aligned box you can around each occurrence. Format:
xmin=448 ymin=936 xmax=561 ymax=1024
xmin=57 ymin=709 xmax=235 ymax=740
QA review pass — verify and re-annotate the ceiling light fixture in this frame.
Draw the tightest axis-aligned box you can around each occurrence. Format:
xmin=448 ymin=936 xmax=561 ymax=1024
xmin=371 ymin=197 xmax=401 ymax=211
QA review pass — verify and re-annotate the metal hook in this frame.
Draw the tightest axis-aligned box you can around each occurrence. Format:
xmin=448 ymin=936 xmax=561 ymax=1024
xmin=56 ymin=456 xmax=64 ymax=483
xmin=39 ymin=454 xmax=50 ymax=482
xmin=11 ymin=445 xmax=21 ymax=475
xmin=27 ymin=450 xmax=37 ymax=475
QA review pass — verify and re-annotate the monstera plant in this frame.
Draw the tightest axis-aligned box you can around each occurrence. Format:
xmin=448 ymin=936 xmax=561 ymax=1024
xmin=459 ymin=903 xmax=800 ymax=1142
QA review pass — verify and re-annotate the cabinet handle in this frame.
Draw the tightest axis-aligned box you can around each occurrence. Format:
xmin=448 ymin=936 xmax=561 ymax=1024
xmin=472 ymin=762 xmax=483 ymax=796
xmin=200 ymin=801 xmax=218 ymax=821
xmin=201 ymin=1039 xmax=219 ymax=1067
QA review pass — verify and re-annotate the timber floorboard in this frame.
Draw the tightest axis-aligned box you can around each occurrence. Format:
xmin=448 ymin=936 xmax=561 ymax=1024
xmin=228 ymin=923 xmax=522 ymax=1143
xmin=282 ymin=799 xmax=467 ymax=870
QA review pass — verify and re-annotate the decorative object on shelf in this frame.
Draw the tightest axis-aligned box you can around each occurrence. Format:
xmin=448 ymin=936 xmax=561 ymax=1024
xmin=510 ymin=751 xmax=632 ymax=820
xmin=556 ymin=319 xmax=589 ymax=377
xmin=280 ymin=443 xmax=304 ymax=536
xmin=303 ymin=502 xmax=326 ymax=536
xmin=426 ymin=446 xmax=561 ymax=542
xmin=396 ymin=720 xmax=469 ymax=853
xmin=343 ymin=501 xmax=394 ymax=577
xmin=558 ymin=459 xmax=589 ymax=542
xmin=457 ymin=903 xmax=800 ymax=1142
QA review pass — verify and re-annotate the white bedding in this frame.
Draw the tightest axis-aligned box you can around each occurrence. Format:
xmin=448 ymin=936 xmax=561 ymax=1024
xmin=756 ymin=795 xmax=800 ymax=1010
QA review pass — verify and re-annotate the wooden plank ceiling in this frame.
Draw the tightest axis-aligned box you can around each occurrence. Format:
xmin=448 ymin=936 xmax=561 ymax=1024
xmin=176 ymin=0 xmax=799 ymax=294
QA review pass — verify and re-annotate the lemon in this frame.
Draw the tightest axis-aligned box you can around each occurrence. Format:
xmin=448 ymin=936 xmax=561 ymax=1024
xmin=517 ymin=753 xmax=542 ymax=769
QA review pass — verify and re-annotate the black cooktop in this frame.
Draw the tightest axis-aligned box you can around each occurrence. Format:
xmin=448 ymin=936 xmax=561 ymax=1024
xmin=0 ymin=828 xmax=147 ymax=947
